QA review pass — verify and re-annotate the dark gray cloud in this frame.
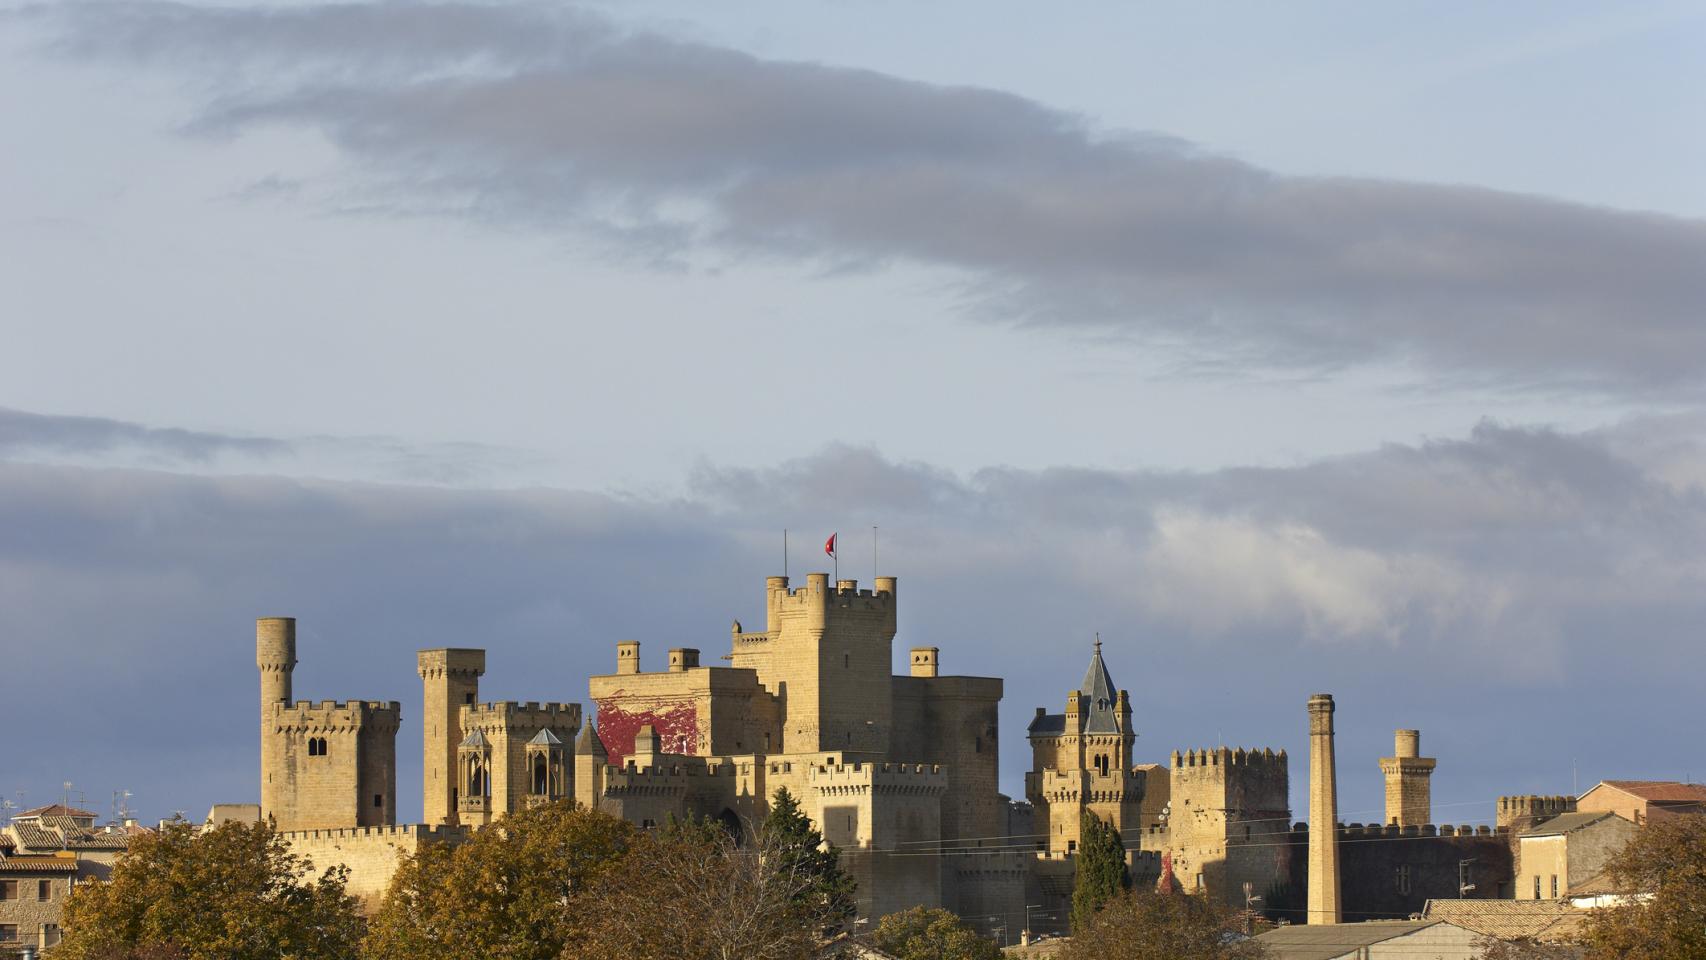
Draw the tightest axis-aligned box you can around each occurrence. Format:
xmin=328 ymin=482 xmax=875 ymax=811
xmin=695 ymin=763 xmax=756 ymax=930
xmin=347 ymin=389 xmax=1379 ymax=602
xmin=0 ymin=405 xmax=289 ymax=462
xmin=0 ymin=406 xmax=550 ymax=485
xmin=26 ymin=2 xmax=1706 ymax=395
xmin=5 ymin=414 xmax=1704 ymax=828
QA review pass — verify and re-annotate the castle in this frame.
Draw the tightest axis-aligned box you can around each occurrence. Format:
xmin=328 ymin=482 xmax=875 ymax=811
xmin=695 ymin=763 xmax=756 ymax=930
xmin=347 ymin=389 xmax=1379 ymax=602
xmin=256 ymin=570 xmax=1523 ymax=936
xmin=259 ymin=573 xmax=1028 ymax=925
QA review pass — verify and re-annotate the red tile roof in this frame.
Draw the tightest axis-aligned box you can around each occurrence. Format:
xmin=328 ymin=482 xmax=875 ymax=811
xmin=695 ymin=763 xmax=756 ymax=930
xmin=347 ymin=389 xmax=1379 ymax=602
xmin=1602 ymin=781 xmax=1706 ymax=803
xmin=15 ymin=803 xmax=99 ymax=819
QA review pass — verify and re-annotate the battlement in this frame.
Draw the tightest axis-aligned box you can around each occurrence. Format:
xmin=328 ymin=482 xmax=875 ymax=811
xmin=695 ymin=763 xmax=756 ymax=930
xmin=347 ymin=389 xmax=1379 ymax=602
xmin=281 ymin=823 xmax=467 ymax=843
xmin=809 ymin=760 xmax=948 ymax=796
xmin=463 ymin=701 xmax=580 ymax=721
xmin=765 ymin=573 xmax=897 ymax=629
xmin=270 ymin=699 xmax=401 ymax=731
xmin=417 ymin=648 xmax=486 ymax=679
xmin=1496 ymin=794 xmax=1576 ymax=828
xmin=1170 ymin=747 xmax=1286 ymax=773
xmin=1329 ymin=822 xmax=1495 ymax=839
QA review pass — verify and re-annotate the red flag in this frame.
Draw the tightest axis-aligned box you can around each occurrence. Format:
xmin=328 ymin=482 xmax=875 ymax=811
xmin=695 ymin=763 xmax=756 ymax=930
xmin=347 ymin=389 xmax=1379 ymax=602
xmin=824 ymin=533 xmax=837 ymax=557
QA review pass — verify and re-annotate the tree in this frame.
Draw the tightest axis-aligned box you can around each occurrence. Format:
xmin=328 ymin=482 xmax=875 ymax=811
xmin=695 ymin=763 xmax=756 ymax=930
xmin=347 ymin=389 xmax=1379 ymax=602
xmin=364 ymin=800 xmax=637 ymax=960
xmin=1070 ymin=810 xmax=1130 ymax=931
xmin=56 ymin=818 xmax=362 ymax=960
xmin=760 ymin=787 xmax=857 ymax=925
xmin=871 ymin=906 xmax=1001 ymax=960
xmin=1580 ymin=814 xmax=1706 ymax=960
xmin=1063 ymin=891 xmax=1265 ymax=960
xmin=570 ymin=817 xmax=838 ymax=960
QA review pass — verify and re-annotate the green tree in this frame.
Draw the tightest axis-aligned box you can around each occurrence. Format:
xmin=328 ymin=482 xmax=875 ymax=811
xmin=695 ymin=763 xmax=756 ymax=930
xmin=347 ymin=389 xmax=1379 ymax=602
xmin=1070 ymin=810 xmax=1131 ymax=931
xmin=871 ymin=906 xmax=1001 ymax=960
xmin=1063 ymin=891 xmax=1265 ymax=960
xmin=56 ymin=818 xmax=362 ymax=960
xmin=364 ymin=800 xmax=636 ymax=960
xmin=1581 ymin=814 xmax=1706 ymax=960
xmin=760 ymin=787 xmax=856 ymax=925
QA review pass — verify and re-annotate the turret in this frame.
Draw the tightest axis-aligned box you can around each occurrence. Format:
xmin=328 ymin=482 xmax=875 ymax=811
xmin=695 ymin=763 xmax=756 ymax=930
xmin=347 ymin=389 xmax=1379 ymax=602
xmin=418 ymin=648 xmax=486 ymax=825
xmin=257 ymin=617 xmax=296 ymax=827
xmin=257 ymin=617 xmax=297 ymax=719
xmin=1379 ymin=728 xmax=1436 ymax=827
xmin=910 ymin=647 xmax=939 ymax=678
xmin=575 ymin=721 xmax=608 ymax=811
xmin=616 ymin=640 xmax=641 ymax=675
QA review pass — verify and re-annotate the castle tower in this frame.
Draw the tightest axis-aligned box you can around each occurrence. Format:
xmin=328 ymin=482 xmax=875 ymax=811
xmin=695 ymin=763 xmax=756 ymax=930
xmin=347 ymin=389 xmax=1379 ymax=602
xmin=746 ymin=572 xmax=898 ymax=755
xmin=574 ymin=721 xmax=608 ymax=812
xmin=418 ymin=648 xmax=486 ymax=826
xmin=257 ymin=618 xmax=297 ymax=823
xmin=1025 ymin=639 xmax=1143 ymax=858
xmin=1379 ymin=729 xmax=1436 ymax=827
xmin=1307 ymin=693 xmax=1342 ymax=925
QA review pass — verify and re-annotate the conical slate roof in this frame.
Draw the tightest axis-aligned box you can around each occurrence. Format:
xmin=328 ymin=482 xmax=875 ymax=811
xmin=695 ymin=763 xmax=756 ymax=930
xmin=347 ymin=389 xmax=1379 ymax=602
xmin=1081 ymin=637 xmax=1122 ymax=733
xmin=529 ymin=728 xmax=563 ymax=746
xmin=459 ymin=728 xmax=489 ymax=748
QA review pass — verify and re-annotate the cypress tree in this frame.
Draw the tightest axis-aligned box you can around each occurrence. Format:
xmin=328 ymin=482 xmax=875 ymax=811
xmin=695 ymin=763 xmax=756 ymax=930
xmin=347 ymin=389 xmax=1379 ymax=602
xmin=761 ymin=786 xmax=857 ymax=924
xmin=1070 ymin=810 xmax=1131 ymax=931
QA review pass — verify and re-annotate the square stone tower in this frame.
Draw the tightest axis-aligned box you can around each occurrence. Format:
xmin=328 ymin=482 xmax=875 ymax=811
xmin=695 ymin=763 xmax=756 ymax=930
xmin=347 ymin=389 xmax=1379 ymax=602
xmin=418 ymin=648 xmax=486 ymax=825
xmin=1379 ymin=729 xmax=1435 ymax=827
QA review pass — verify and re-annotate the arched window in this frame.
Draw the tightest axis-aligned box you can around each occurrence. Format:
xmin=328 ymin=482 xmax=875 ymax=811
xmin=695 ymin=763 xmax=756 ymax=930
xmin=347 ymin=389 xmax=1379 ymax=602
xmin=307 ymin=737 xmax=318 ymax=756
xmin=533 ymin=756 xmax=548 ymax=795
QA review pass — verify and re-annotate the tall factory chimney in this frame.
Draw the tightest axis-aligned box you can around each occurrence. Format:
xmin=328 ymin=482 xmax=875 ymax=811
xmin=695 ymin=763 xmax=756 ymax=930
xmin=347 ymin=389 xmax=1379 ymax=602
xmin=1307 ymin=693 xmax=1342 ymax=925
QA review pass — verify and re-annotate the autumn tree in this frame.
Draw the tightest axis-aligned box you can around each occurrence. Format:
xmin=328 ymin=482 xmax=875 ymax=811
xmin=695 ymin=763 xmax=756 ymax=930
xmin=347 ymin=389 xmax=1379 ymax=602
xmin=1580 ymin=814 xmax=1706 ymax=960
xmin=56 ymin=818 xmax=361 ymax=960
xmin=364 ymin=800 xmax=636 ymax=960
xmin=760 ymin=787 xmax=857 ymax=925
xmin=569 ymin=816 xmax=842 ymax=960
xmin=1070 ymin=810 xmax=1131 ymax=931
xmin=1063 ymin=891 xmax=1266 ymax=960
xmin=871 ymin=906 xmax=1001 ymax=960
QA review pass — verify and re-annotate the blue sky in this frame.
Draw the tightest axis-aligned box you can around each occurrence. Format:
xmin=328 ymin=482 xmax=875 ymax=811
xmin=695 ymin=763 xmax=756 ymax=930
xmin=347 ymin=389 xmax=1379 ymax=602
xmin=1 ymin=1 xmax=1704 ymax=827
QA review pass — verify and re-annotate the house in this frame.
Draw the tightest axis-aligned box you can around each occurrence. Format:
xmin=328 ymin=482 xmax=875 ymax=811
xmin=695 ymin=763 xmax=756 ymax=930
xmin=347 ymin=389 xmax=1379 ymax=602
xmin=1515 ymin=812 xmax=1636 ymax=901
xmin=0 ymin=804 xmax=144 ymax=954
xmin=1422 ymin=898 xmax=1589 ymax=943
xmin=1575 ymin=781 xmax=1706 ymax=825
xmin=1254 ymin=920 xmax=1484 ymax=960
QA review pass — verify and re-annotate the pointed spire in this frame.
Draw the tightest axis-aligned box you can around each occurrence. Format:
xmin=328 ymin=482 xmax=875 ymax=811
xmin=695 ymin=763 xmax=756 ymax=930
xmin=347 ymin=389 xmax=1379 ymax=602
xmin=576 ymin=721 xmax=607 ymax=759
xmin=1081 ymin=636 xmax=1121 ymax=733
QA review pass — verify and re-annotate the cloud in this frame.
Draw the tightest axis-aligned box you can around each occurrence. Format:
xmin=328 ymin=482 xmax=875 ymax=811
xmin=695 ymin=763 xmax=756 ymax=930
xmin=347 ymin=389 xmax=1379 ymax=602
xmin=8 ymin=409 xmax=1704 ymax=825
xmin=0 ymin=406 xmax=551 ymax=485
xmin=0 ymin=405 xmax=289 ymax=462
xmin=25 ymin=2 xmax=1706 ymax=396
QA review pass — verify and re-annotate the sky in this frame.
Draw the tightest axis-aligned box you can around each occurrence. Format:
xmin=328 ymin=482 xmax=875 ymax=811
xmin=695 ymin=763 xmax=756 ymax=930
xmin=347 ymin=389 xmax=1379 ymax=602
xmin=2 ymin=1 xmax=1704 ymax=830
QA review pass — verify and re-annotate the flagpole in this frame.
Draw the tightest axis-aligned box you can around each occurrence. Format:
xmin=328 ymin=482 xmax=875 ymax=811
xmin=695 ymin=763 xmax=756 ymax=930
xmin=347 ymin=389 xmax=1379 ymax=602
xmin=873 ymin=525 xmax=878 ymax=582
xmin=783 ymin=528 xmax=789 ymax=579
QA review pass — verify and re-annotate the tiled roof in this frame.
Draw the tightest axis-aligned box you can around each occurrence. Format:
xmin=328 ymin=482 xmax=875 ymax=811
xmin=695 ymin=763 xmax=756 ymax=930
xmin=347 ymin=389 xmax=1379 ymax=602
xmin=1600 ymin=780 xmax=1706 ymax=803
xmin=0 ymin=856 xmax=79 ymax=873
xmin=1255 ymin=921 xmax=1448 ymax=960
xmin=8 ymin=823 xmax=61 ymax=849
xmin=15 ymin=804 xmax=99 ymax=820
xmin=1423 ymin=899 xmax=1588 ymax=942
xmin=1520 ymin=812 xmax=1620 ymax=838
